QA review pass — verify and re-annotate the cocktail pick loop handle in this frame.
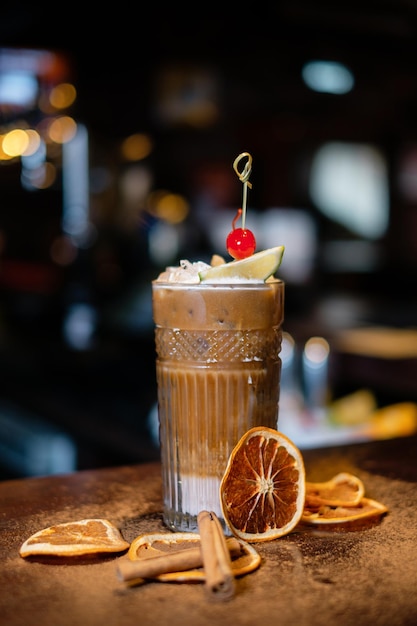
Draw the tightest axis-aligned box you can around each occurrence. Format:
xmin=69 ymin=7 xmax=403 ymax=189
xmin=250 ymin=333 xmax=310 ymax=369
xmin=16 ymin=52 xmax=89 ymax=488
xmin=233 ymin=152 xmax=253 ymax=229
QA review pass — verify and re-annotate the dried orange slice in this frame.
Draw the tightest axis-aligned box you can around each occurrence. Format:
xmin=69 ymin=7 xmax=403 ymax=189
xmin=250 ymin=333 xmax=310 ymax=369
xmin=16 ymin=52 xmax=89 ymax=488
xmin=127 ymin=532 xmax=260 ymax=582
xmin=305 ymin=472 xmax=365 ymax=509
xmin=301 ymin=497 xmax=388 ymax=529
xmin=128 ymin=532 xmax=201 ymax=562
xmin=19 ymin=518 xmax=130 ymax=557
xmin=219 ymin=427 xmax=306 ymax=542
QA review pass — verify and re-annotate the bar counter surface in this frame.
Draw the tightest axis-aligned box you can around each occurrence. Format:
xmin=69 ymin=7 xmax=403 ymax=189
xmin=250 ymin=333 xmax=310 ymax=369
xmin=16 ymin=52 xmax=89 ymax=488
xmin=1 ymin=435 xmax=417 ymax=626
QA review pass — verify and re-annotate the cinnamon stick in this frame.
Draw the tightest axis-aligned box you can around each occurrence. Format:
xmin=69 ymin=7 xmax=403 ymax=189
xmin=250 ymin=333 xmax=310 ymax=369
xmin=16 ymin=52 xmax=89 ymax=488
xmin=117 ymin=536 xmax=242 ymax=583
xmin=197 ymin=510 xmax=236 ymax=602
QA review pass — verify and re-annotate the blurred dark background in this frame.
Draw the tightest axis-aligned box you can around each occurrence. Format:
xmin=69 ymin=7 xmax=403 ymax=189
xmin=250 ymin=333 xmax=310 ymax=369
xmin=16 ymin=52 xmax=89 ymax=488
xmin=1 ymin=0 xmax=417 ymax=479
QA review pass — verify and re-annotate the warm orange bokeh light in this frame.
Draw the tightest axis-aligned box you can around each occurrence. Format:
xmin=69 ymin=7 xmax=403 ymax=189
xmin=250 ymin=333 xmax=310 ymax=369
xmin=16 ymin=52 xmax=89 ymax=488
xmin=121 ymin=133 xmax=153 ymax=162
xmin=0 ymin=135 xmax=15 ymax=161
xmin=49 ymin=83 xmax=77 ymax=109
xmin=2 ymin=129 xmax=29 ymax=157
xmin=147 ymin=190 xmax=189 ymax=224
xmin=48 ymin=116 xmax=77 ymax=143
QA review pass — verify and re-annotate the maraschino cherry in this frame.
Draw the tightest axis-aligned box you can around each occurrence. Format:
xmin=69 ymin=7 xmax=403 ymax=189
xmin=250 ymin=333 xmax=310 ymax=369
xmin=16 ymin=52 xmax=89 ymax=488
xmin=227 ymin=152 xmax=256 ymax=260
xmin=226 ymin=209 xmax=256 ymax=259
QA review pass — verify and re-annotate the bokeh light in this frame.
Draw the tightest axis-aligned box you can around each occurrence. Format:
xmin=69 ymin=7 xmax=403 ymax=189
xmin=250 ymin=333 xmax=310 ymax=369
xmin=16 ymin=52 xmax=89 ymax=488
xmin=49 ymin=82 xmax=77 ymax=109
xmin=304 ymin=337 xmax=330 ymax=367
xmin=147 ymin=190 xmax=189 ymax=224
xmin=121 ymin=133 xmax=153 ymax=161
xmin=48 ymin=116 xmax=77 ymax=143
xmin=2 ymin=128 xmax=29 ymax=157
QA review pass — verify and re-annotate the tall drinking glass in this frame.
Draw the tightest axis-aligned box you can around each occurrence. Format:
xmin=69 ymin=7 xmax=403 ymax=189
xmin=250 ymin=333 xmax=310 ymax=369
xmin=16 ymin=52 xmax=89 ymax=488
xmin=152 ymin=279 xmax=285 ymax=532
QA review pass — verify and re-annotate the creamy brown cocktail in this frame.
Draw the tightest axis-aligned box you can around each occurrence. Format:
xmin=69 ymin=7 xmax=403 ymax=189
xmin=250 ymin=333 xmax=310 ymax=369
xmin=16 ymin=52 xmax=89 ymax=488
xmin=152 ymin=151 xmax=285 ymax=532
xmin=152 ymin=271 xmax=284 ymax=532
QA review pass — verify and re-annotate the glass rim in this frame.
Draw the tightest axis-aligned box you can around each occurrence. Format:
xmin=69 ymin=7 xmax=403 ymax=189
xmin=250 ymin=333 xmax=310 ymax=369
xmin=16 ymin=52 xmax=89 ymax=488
xmin=152 ymin=278 xmax=284 ymax=289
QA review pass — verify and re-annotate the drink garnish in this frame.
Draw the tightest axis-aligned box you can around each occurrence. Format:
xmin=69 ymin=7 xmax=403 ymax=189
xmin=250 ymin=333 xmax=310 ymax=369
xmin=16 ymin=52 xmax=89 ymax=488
xmin=219 ymin=426 xmax=306 ymax=542
xmin=226 ymin=152 xmax=257 ymax=260
xmin=198 ymin=245 xmax=284 ymax=282
xmin=199 ymin=152 xmax=285 ymax=281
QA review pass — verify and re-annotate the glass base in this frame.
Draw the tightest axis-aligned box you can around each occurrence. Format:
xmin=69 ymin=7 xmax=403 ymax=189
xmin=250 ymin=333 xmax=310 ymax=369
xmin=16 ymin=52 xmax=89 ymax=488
xmin=163 ymin=509 xmax=232 ymax=535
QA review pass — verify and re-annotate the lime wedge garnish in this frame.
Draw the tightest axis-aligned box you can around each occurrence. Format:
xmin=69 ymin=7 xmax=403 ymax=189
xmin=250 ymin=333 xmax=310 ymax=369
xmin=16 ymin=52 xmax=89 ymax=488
xmin=199 ymin=246 xmax=284 ymax=282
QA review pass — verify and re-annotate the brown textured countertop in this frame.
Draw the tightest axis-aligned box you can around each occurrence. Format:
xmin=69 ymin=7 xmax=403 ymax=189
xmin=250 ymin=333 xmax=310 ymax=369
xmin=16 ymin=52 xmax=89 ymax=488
xmin=1 ymin=436 xmax=417 ymax=626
